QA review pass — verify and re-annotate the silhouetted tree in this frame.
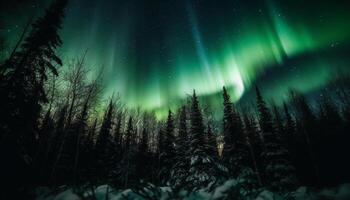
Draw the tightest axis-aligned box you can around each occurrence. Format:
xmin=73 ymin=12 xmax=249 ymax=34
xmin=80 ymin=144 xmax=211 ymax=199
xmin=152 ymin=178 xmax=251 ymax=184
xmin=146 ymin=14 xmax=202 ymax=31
xmin=79 ymin=118 xmax=97 ymax=184
xmin=185 ymin=90 xmax=226 ymax=191
xmin=35 ymin=109 xmax=55 ymax=183
xmin=290 ymin=90 xmax=320 ymax=185
xmin=206 ymin=124 xmax=218 ymax=158
xmin=113 ymin=116 xmax=137 ymax=188
xmin=135 ymin=127 xmax=151 ymax=183
xmin=170 ymin=106 xmax=189 ymax=189
xmin=0 ymin=0 xmax=68 ymax=157
xmin=243 ymin=112 xmax=263 ymax=188
xmin=221 ymin=87 xmax=248 ymax=178
xmin=222 ymin=86 xmax=235 ymax=165
xmin=94 ymin=100 xmax=115 ymax=184
xmin=256 ymin=86 xmax=297 ymax=192
xmin=159 ymin=110 xmax=176 ymax=184
xmin=283 ymin=102 xmax=298 ymax=175
xmin=272 ymin=104 xmax=284 ymax=136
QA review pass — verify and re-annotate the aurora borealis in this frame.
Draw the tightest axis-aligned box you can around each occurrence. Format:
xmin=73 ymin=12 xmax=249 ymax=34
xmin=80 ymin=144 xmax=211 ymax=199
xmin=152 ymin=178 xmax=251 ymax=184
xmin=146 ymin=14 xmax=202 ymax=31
xmin=2 ymin=0 xmax=350 ymax=118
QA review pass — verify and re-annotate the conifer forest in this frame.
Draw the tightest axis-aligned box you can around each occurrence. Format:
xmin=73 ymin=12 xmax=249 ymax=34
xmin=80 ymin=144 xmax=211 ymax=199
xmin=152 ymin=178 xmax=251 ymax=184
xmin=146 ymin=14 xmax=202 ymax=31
xmin=1 ymin=0 xmax=350 ymax=199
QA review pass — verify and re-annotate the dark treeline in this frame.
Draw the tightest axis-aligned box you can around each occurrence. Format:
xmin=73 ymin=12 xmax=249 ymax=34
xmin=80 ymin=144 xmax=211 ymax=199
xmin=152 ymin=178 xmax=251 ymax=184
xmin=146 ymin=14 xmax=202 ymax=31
xmin=1 ymin=0 xmax=350 ymax=199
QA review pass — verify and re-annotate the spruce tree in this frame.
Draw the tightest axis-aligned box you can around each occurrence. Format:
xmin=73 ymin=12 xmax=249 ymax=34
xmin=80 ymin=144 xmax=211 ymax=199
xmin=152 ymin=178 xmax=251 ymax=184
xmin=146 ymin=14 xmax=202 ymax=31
xmin=135 ymin=127 xmax=150 ymax=182
xmin=0 ymin=0 xmax=68 ymax=155
xmin=170 ymin=106 xmax=190 ymax=190
xmin=206 ymin=124 xmax=218 ymax=158
xmin=222 ymin=86 xmax=234 ymax=162
xmin=113 ymin=116 xmax=137 ymax=188
xmin=159 ymin=110 xmax=176 ymax=184
xmin=186 ymin=90 xmax=225 ymax=191
xmin=94 ymin=100 xmax=115 ymax=183
xmin=242 ymin=112 xmax=264 ymax=189
xmin=283 ymin=102 xmax=298 ymax=170
xmin=272 ymin=104 xmax=284 ymax=136
xmin=290 ymin=91 xmax=320 ymax=185
xmin=256 ymin=86 xmax=274 ymax=134
xmin=156 ymin=126 xmax=165 ymax=184
xmin=256 ymin=86 xmax=297 ymax=192
xmin=80 ymin=119 xmax=97 ymax=184
xmin=36 ymin=109 xmax=55 ymax=183
xmin=318 ymin=93 xmax=343 ymax=184
xmin=283 ymin=102 xmax=296 ymax=139
xmin=49 ymin=104 xmax=68 ymax=183
xmin=221 ymin=86 xmax=248 ymax=178
xmin=114 ymin=112 xmax=123 ymax=151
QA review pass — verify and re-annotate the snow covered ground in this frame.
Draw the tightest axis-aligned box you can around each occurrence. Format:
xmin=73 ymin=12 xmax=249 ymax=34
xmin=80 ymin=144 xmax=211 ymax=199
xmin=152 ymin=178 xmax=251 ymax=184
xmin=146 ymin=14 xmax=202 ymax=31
xmin=35 ymin=181 xmax=350 ymax=200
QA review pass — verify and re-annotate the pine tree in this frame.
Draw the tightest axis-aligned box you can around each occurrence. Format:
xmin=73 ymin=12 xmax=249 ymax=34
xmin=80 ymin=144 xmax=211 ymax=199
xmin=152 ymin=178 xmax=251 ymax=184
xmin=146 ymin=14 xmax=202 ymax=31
xmin=80 ymin=119 xmax=97 ymax=184
xmin=159 ymin=110 xmax=176 ymax=184
xmin=242 ymin=112 xmax=264 ymax=188
xmin=112 ymin=116 xmax=137 ymax=188
xmin=320 ymin=94 xmax=342 ymax=131
xmin=222 ymin=86 xmax=234 ymax=162
xmin=114 ymin=112 xmax=123 ymax=150
xmin=221 ymin=86 xmax=247 ymax=177
xmin=318 ymin=93 xmax=343 ymax=184
xmin=290 ymin=90 xmax=320 ymax=185
xmin=283 ymin=102 xmax=298 ymax=169
xmin=156 ymin=126 xmax=165 ymax=184
xmin=94 ymin=100 xmax=115 ymax=183
xmin=186 ymin=90 xmax=225 ymax=191
xmin=36 ymin=109 xmax=55 ymax=183
xmin=256 ymin=86 xmax=297 ymax=192
xmin=256 ymin=86 xmax=274 ymax=134
xmin=272 ymin=104 xmax=284 ymax=135
xmin=283 ymin=102 xmax=296 ymax=139
xmin=49 ymin=104 xmax=69 ymax=183
xmin=0 ymin=0 xmax=68 ymax=156
xmin=135 ymin=127 xmax=150 ymax=182
xmin=206 ymin=124 xmax=218 ymax=158
xmin=170 ymin=106 xmax=189 ymax=189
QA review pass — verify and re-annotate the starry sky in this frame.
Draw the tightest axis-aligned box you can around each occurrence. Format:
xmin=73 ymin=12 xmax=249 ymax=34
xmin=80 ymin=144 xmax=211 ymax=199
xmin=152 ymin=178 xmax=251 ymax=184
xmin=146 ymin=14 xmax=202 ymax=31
xmin=1 ymin=0 xmax=350 ymax=118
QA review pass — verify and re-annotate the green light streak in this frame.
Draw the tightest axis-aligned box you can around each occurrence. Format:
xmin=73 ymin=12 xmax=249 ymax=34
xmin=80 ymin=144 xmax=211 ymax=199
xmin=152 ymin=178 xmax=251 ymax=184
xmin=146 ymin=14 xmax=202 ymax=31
xmin=3 ymin=0 xmax=350 ymax=119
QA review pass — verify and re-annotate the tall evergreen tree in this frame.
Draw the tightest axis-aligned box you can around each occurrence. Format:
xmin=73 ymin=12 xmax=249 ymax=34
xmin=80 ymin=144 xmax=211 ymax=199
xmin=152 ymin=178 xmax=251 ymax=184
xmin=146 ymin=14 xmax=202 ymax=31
xmin=221 ymin=86 xmax=248 ymax=177
xmin=283 ymin=102 xmax=298 ymax=170
xmin=256 ymin=86 xmax=274 ymax=135
xmin=0 ymin=0 xmax=68 ymax=155
xmin=94 ymin=100 xmax=115 ymax=183
xmin=171 ymin=106 xmax=189 ymax=189
xmin=272 ymin=104 xmax=284 ymax=136
xmin=206 ymin=124 xmax=218 ymax=158
xmin=79 ymin=118 xmax=97 ymax=184
xmin=318 ymin=93 xmax=343 ymax=184
xmin=186 ymin=90 xmax=225 ymax=191
xmin=290 ymin=91 xmax=320 ymax=185
xmin=35 ymin=109 xmax=55 ymax=183
xmin=256 ymin=86 xmax=297 ymax=192
xmin=222 ymin=86 xmax=234 ymax=162
xmin=113 ymin=116 xmax=137 ymax=188
xmin=159 ymin=110 xmax=176 ymax=184
xmin=135 ymin=127 xmax=151 ymax=182
xmin=242 ymin=112 xmax=264 ymax=188
xmin=0 ymin=2 xmax=68 ymax=195
xmin=114 ymin=112 xmax=123 ymax=150
xmin=283 ymin=102 xmax=296 ymax=139
xmin=49 ymin=104 xmax=69 ymax=184
xmin=155 ymin=126 xmax=165 ymax=184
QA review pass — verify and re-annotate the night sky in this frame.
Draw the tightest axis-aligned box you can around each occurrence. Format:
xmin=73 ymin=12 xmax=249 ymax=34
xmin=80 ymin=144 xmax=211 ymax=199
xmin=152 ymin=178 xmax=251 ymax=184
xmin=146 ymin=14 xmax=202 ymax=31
xmin=1 ymin=0 xmax=350 ymax=118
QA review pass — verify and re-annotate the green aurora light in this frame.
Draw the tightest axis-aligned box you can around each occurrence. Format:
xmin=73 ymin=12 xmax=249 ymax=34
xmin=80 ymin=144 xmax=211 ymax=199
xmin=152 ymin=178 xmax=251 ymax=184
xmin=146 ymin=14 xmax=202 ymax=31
xmin=2 ymin=0 xmax=350 ymax=119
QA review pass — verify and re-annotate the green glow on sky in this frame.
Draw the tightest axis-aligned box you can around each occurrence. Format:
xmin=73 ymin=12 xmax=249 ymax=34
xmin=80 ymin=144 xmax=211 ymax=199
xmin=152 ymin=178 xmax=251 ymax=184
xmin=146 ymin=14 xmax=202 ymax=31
xmin=2 ymin=0 xmax=350 ymax=119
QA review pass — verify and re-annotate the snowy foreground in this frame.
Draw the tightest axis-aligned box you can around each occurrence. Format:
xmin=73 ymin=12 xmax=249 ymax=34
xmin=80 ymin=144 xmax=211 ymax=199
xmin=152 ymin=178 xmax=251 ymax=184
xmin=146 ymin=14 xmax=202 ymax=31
xmin=36 ymin=180 xmax=350 ymax=200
